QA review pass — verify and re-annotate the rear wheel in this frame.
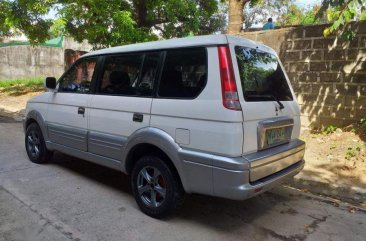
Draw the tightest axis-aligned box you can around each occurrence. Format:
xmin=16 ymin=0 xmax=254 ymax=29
xmin=131 ymin=155 xmax=184 ymax=218
xmin=25 ymin=123 xmax=52 ymax=164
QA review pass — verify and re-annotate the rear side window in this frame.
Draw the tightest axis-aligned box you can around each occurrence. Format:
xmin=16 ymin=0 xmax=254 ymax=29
xmin=235 ymin=46 xmax=293 ymax=101
xmin=158 ymin=48 xmax=207 ymax=99
xmin=58 ymin=58 xmax=97 ymax=93
xmin=99 ymin=54 xmax=143 ymax=96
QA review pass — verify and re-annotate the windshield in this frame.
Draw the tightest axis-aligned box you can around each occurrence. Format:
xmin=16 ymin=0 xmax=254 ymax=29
xmin=235 ymin=46 xmax=293 ymax=102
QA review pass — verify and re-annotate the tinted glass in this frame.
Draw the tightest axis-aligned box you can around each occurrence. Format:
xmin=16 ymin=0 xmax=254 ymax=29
xmin=158 ymin=48 xmax=207 ymax=99
xmin=137 ymin=53 xmax=160 ymax=96
xmin=235 ymin=46 xmax=293 ymax=101
xmin=58 ymin=58 xmax=97 ymax=93
xmin=99 ymin=54 xmax=143 ymax=96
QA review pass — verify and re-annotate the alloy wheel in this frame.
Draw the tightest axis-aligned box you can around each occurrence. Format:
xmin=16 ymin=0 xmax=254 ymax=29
xmin=27 ymin=130 xmax=41 ymax=158
xmin=137 ymin=166 xmax=167 ymax=207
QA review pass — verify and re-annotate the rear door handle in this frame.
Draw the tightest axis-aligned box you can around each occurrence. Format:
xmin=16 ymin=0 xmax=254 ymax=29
xmin=78 ymin=107 xmax=85 ymax=117
xmin=133 ymin=113 xmax=143 ymax=122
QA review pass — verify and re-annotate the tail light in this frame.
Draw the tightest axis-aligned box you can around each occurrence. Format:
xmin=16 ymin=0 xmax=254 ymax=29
xmin=218 ymin=46 xmax=242 ymax=111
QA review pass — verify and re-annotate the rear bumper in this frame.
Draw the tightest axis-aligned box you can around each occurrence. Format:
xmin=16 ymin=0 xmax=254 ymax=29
xmin=245 ymin=139 xmax=305 ymax=182
xmin=212 ymin=159 xmax=304 ymax=200
xmin=179 ymin=139 xmax=305 ymax=200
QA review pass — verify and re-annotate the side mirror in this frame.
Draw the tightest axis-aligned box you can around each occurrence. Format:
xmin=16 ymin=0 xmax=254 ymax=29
xmin=45 ymin=77 xmax=57 ymax=90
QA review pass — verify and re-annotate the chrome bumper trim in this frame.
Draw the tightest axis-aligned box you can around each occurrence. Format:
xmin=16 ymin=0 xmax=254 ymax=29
xmin=243 ymin=139 xmax=305 ymax=182
xmin=212 ymin=160 xmax=305 ymax=200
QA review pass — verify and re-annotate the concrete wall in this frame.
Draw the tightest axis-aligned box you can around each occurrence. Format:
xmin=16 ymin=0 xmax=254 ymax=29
xmin=239 ymin=21 xmax=366 ymax=128
xmin=0 ymin=38 xmax=92 ymax=81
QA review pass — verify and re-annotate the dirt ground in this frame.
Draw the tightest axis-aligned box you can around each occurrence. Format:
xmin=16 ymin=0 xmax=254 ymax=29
xmin=1 ymin=90 xmax=365 ymax=207
xmin=292 ymin=126 xmax=366 ymax=207
xmin=0 ymin=91 xmax=42 ymax=120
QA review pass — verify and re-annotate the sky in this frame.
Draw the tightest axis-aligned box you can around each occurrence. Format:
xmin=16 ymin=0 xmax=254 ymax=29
xmin=295 ymin=0 xmax=321 ymax=8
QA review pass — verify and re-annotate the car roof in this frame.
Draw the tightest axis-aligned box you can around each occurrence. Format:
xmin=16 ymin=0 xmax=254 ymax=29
xmin=82 ymin=34 xmax=277 ymax=58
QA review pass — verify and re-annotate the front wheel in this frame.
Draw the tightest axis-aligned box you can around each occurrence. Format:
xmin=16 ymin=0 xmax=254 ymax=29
xmin=25 ymin=123 xmax=52 ymax=164
xmin=131 ymin=155 xmax=184 ymax=218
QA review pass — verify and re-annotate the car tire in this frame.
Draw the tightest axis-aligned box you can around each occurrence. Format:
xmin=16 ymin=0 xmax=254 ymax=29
xmin=25 ymin=123 xmax=52 ymax=164
xmin=131 ymin=155 xmax=184 ymax=218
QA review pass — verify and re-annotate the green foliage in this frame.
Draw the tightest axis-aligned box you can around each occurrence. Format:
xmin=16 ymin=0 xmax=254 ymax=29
xmin=4 ymin=0 xmax=56 ymax=45
xmin=278 ymin=4 xmax=327 ymax=26
xmin=345 ymin=143 xmax=363 ymax=160
xmin=50 ymin=18 xmax=66 ymax=38
xmin=319 ymin=0 xmax=366 ymax=40
xmin=322 ymin=125 xmax=337 ymax=134
xmin=361 ymin=10 xmax=366 ymax=20
xmin=0 ymin=78 xmax=44 ymax=96
xmin=0 ymin=0 xmax=225 ymax=49
xmin=0 ymin=1 xmax=12 ymax=38
xmin=360 ymin=114 xmax=366 ymax=127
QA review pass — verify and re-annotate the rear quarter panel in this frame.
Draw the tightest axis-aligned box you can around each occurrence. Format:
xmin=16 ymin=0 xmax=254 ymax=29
xmin=150 ymin=46 xmax=244 ymax=157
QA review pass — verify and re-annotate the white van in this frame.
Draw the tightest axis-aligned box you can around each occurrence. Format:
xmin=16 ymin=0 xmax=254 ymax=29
xmin=23 ymin=35 xmax=305 ymax=218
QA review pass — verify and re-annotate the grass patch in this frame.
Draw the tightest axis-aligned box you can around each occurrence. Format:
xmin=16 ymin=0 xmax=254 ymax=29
xmin=0 ymin=78 xmax=44 ymax=96
xmin=322 ymin=124 xmax=337 ymax=135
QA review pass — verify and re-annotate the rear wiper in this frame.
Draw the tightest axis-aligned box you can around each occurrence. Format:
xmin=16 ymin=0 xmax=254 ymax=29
xmin=245 ymin=94 xmax=285 ymax=110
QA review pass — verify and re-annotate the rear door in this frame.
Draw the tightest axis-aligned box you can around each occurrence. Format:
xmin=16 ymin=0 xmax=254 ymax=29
xmin=47 ymin=57 xmax=97 ymax=151
xmin=229 ymin=40 xmax=301 ymax=154
xmin=87 ymin=52 xmax=160 ymax=161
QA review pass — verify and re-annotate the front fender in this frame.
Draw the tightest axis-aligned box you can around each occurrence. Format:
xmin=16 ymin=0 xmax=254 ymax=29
xmin=24 ymin=110 xmax=49 ymax=142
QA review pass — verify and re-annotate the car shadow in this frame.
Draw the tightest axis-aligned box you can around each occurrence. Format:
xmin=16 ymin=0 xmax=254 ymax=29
xmin=175 ymin=190 xmax=293 ymax=232
xmin=50 ymin=151 xmax=293 ymax=232
xmin=51 ymin=151 xmax=132 ymax=194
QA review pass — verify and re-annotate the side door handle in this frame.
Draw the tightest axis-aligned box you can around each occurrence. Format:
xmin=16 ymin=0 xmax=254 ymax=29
xmin=78 ymin=107 xmax=85 ymax=117
xmin=133 ymin=113 xmax=143 ymax=122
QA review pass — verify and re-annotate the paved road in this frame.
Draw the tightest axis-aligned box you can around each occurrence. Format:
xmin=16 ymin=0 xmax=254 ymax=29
xmin=0 ymin=116 xmax=365 ymax=241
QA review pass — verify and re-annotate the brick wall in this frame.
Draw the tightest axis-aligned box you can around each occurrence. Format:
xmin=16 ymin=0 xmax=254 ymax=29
xmin=239 ymin=21 xmax=366 ymax=128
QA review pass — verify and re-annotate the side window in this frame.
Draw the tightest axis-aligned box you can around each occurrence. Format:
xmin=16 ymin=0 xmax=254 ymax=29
xmin=158 ymin=48 xmax=207 ymax=99
xmin=138 ymin=53 xmax=160 ymax=96
xmin=99 ymin=54 xmax=143 ymax=96
xmin=58 ymin=58 xmax=97 ymax=93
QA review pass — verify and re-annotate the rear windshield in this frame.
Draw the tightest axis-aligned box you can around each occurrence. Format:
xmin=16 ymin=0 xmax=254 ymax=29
xmin=235 ymin=46 xmax=293 ymax=102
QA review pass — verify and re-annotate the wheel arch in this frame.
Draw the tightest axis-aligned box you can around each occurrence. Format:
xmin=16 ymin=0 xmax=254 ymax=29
xmin=122 ymin=127 xmax=188 ymax=192
xmin=24 ymin=110 xmax=49 ymax=143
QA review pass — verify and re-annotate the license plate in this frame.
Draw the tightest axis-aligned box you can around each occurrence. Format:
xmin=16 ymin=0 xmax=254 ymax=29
xmin=266 ymin=127 xmax=286 ymax=146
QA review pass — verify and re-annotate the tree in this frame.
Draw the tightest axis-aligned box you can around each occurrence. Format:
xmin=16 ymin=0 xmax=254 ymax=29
xmin=226 ymin=0 xmax=251 ymax=34
xmin=0 ymin=0 xmax=56 ymax=44
xmin=243 ymin=0 xmax=293 ymax=29
xmin=0 ymin=1 xmax=11 ymax=38
xmin=278 ymin=4 xmax=327 ymax=27
xmin=225 ymin=0 xmax=365 ymax=38
xmin=0 ymin=0 xmax=225 ymax=48
xmin=226 ymin=0 xmax=294 ymax=32
xmin=317 ymin=0 xmax=366 ymax=39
